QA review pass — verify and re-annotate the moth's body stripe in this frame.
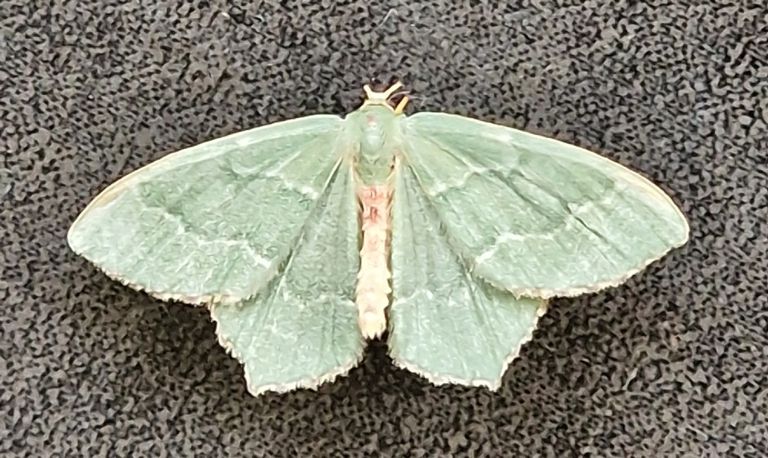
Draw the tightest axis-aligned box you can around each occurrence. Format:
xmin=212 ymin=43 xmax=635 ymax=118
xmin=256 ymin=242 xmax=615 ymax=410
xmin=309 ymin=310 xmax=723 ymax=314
xmin=355 ymin=184 xmax=392 ymax=339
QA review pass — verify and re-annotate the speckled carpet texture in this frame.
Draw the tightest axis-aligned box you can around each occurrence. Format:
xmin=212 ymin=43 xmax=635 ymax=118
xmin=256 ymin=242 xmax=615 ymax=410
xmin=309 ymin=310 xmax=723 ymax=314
xmin=2 ymin=0 xmax=767 ymax=456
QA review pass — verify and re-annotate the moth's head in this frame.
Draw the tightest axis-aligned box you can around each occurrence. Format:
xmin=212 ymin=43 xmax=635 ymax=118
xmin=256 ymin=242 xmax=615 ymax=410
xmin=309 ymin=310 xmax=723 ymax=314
xmin=360 ymin=78 xmax=409 ymax=115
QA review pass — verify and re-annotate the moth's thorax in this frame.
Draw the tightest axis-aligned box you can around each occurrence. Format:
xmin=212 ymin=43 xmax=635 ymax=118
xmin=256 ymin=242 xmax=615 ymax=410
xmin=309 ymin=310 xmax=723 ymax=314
xmin=346 ymin=105 xmax=402 ymax=185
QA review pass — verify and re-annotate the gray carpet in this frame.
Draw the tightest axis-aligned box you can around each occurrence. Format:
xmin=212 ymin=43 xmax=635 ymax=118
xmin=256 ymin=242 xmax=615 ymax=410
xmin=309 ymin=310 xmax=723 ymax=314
xmin=2 ymin=0 xmax=767 ymax=456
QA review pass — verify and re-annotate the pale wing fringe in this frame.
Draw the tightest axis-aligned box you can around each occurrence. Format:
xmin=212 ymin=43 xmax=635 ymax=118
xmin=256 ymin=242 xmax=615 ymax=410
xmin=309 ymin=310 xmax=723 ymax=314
xmin=501 ymin=243 xmax=682 ymax=299
xmin=72 ymin=259 xmax=251 ymax=306
xmin=69 ymin=229 xmax=279 ymax=307
xmin=210 ymin=304 xmax=364 ymax=396
xmin=390 ymin=301 xmax=548 ymax=389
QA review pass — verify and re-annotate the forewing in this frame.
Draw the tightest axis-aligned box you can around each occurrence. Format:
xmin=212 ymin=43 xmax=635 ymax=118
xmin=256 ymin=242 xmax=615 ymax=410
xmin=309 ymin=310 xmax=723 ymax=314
xmin=388 ymin=163 xmax=546 ymax=389
xmin=401 ymin=113 xmax=689 ymax=298
xmin=211 ymin=163 xmax=363 ymax=395
xmin=68 ymin=115 xmax=344 ymax=304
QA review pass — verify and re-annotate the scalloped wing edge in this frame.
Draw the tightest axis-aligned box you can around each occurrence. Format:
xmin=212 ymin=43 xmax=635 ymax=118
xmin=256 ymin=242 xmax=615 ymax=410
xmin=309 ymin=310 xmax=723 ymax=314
xmin=498 ymin=237 xmax=688 ymax=300
xmin=389 ymin=300 xmax=549 ymax=390
xmin=68 ymin=246 xmax=258 ymax=306
xmin=210 ymin=303 xmax=365 ymax=396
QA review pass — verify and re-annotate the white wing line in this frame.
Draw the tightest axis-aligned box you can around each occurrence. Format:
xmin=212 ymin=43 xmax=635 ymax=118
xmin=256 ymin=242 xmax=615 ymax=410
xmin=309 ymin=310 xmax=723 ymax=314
xmin=197 ymin=239 xmax=274 ymax=269
xmin=391 ymin=288 xmax=435 ymax=308
xmin=257 ymin=134 xmax=336 ymax=201
xmin=409 ymin=134 xmax=507 ymax=197
xmin=264 ymin=169 xmax=321 ymax=200
xmin=473 ymin=189 xmax=621 ymax=268
xmin=428 ymin=167 xmax=494 ymax=197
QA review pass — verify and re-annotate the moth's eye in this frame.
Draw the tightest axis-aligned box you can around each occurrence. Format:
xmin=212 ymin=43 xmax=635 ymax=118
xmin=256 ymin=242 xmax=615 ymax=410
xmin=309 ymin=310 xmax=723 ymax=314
xmin=367 ymin=75 xmax=400 ymax=93
xmin=367 ymin=77 xmax=385 ymax=93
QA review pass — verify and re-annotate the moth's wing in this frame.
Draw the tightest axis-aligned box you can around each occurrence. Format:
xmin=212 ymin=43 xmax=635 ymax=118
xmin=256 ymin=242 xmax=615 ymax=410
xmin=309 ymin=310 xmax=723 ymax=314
xmin=211 ymin=163 xmax=363 ymax=395
xmin=388 ymin=163 xmax=547 ymax=388
xmin=68 ymin=115 xmax=345 ymax=304
xmin=400 ymin=112 xmax=689 ymax=298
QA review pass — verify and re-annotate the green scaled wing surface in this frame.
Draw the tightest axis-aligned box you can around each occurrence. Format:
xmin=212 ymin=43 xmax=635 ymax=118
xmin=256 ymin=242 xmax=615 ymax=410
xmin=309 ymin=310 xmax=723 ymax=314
xmin=400 ymin=113 xmax=689 ymax=298
xmin=69 ymin=115 xmax=365 ymax=395
xmin=68 ymin=115 xmax=344 ymax=304
xmin=388 ymin=162 xmax=547 ymax=388
xmin=211 ymin=162 xmax=363 ymax=395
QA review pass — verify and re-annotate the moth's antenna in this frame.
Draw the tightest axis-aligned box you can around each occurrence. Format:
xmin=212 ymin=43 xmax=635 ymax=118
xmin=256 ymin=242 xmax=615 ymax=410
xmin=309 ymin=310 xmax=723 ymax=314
xmin=362 ymin=80 xmax=409 ymax=114
xmin=363 ymin=84 xmax=376 ymax=100
xmin=382 ymin=81 xmax=403 ymax=98
xmin=394 ymin=97 xmax=409 ymax=114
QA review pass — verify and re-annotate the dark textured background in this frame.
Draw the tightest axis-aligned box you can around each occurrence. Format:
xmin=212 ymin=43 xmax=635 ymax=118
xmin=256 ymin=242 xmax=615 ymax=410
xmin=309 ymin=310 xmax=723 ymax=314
xmin=2 ymin=0 xmax=767 ymax=456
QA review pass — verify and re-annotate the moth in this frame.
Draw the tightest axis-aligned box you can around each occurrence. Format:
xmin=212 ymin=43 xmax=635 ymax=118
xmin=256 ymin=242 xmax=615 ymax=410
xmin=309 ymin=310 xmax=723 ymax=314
xmin=68 ymin=81 xmax=689 ymax=395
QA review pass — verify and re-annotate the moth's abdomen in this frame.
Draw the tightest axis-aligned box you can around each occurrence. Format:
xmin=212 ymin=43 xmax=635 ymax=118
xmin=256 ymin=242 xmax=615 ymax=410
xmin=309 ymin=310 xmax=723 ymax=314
xmin=356 ymin=184 xmax=392 ymax=339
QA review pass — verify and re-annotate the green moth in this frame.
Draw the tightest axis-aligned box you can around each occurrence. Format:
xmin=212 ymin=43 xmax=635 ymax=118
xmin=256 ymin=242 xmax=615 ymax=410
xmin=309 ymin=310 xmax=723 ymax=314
xmin=68 ymin=81 xmax=689 ymax=395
